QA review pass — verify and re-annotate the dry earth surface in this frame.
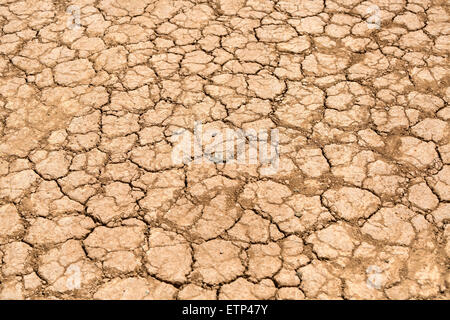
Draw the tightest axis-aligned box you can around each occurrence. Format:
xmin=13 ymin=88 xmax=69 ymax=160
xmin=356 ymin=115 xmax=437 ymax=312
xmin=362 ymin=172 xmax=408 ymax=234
xmin=0 ymin=0 xmax=449 ymax=300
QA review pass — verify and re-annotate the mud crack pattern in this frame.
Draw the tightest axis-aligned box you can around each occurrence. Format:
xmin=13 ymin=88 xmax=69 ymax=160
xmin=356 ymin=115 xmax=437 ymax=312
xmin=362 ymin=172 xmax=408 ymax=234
xmin=0 ymin=0 xmax=449 ymax=300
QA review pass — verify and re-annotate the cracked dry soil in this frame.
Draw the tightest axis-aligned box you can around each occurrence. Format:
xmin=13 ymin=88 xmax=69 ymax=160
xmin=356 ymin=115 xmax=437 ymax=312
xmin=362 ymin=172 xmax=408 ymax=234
xmin=0 ymin=0 xmax=449 ymax=300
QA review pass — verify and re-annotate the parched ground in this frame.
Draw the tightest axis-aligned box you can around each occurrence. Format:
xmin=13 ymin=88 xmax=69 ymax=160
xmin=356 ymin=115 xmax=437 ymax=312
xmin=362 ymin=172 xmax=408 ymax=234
xmin=0 ymin=0 xmax=449 ymax=300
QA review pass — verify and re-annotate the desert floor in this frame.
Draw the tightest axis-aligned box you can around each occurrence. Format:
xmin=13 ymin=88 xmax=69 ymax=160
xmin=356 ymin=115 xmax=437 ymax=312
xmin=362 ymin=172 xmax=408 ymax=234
xmin=0 ymin=0 xmax=449 ymax=300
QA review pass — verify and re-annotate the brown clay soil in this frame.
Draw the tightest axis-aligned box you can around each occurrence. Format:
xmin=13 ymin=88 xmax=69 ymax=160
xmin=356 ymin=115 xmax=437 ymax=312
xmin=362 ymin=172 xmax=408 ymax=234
xmin=0 ymin=0 xmax=449 ymax=300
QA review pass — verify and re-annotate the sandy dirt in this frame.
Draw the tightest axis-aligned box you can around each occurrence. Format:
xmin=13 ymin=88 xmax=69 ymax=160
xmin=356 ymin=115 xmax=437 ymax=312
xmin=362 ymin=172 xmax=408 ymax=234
xmin=0 ymin=0 xmax=449 ymax=300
